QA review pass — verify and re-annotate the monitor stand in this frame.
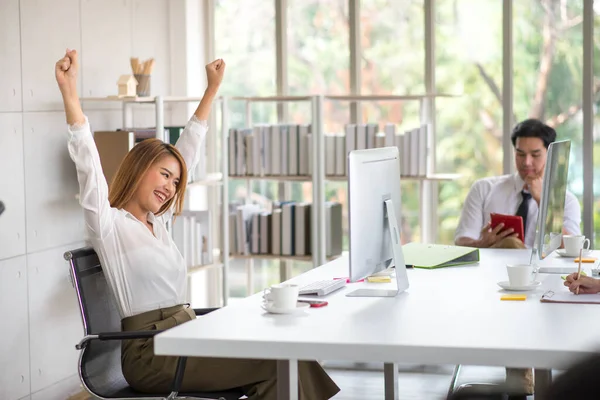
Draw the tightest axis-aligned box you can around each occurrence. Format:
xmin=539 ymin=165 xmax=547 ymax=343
xmin=346 ymin=199 xmax=410 ymax=297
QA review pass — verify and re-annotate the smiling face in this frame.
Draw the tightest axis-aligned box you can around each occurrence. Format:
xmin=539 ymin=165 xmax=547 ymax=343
xmin=134 ymin=154 xmax=182 ymax=214
xmin=514 ymin=136 xmax=548 ymax=180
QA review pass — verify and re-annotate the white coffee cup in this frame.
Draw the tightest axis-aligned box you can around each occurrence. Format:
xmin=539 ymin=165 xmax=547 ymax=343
xmin=506 ymin=264 xmax=536 ymax=287
xmin=563 ymin=235 xmax=590 ymax=257
xmin=263 ymin=283 xmax=299 ymax=310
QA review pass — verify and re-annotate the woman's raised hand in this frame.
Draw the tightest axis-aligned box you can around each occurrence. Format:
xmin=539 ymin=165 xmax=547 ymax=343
xmin=55 ymin=49 xmax=79 ymax=99
xmin=205 ymin=58 xmax=225 ymax=93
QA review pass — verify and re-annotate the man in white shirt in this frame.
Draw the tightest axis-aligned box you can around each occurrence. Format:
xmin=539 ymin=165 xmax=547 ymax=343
xmin=454 ymin=119 xmax=581 ymax=399
xmin=455 ymin=119 xmax=581 ymax=249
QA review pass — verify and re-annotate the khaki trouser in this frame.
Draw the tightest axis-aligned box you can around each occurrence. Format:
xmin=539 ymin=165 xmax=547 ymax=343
xmin=121 ymin=304 xmax=340 ymax=400
xmin=492 ymin=236 xmax=535 ymax=395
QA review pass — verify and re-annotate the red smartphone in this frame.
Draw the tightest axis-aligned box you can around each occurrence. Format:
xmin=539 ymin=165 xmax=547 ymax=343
xmin=298 ymin=299 xmax=328 ymax=308
xmin=490 ymin=213 xmax=524 ymax=242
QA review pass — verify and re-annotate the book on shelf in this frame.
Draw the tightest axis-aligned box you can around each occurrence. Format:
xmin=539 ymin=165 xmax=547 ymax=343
xmin=366 ymin=123 xmax=378 ymax=150
xmin=334 ymin=133 xmax=346 ymax=176
xmin=271 ymin=208 xmax=282 ymax=255
xmin=295 ymin=203 xmax=311 ymax=256
xmin=235 ymin=204 xmax=261 ymax=255
xmin=227 ymin=121 xmax=429 ymax=179
xmin=280 ymin=124 xmax=289 ymax=176
xmin=288 ymin=125 xmax=299 ymax=176
xmin=325 ymin=134 xmax=336 ymax=176
xmin=374 ymin=132 xmax=386 ymax=148
xmin=345 ymin=124 xmax=356 ymax=162
xmin=325 ymin=202 xmax=343 ymax=257
xmin=227 ymin=201 xmax=342 ymax=259
xmin=172 ymin=210 xmax=212 ymax=268
xmin=228 ymin=128 xmax=237 ymax=175
xmin=246 ymin=135 xmax=254 ymax=176
xmin=251 ymin=213 xmax=260 ymax=254
xmin=281 ymin=203 xmax=296 ymax=256
xmin=356 ymin=124 xmax=367 ymax=150
xmin=270 ymin=125 xmax=281 ymax=175
xmin=384 ymin=123 xmax=396 ymax=148
xmin=298 ymin=125 xmax=310 ymax=176
xmin=260 ymin=212 xmax=272 ymax=254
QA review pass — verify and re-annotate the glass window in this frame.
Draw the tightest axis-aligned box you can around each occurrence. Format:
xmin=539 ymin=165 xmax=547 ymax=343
xmin=288 ymin=0 xmax=351 ymax=254
xmin=592 ymin=0 xmax=600 ymax=246
xmin=435 ymin=0 xmax=503 ymax=243
xmin=215 ymin=0 xmax=278 ymax=299
xmin=356 ymin=0 xmax=425 ymax=242
xmin=514 ymin=0 xmax=584 ymax=237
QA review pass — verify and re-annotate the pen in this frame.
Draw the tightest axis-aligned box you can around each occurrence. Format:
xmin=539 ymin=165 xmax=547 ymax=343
xmin=576 ymin=248 xmax=583 ymax=295
xmin=334 ymin=277 xmax=365 ymax=283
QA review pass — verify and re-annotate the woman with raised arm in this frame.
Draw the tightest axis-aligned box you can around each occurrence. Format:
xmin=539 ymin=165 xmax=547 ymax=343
xmin=56 ymin=49 xmax=339 ymax=400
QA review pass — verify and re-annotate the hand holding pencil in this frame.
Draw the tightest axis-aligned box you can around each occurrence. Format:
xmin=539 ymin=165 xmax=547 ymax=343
xmin=564 ymin=252 xmax=600 ymax=294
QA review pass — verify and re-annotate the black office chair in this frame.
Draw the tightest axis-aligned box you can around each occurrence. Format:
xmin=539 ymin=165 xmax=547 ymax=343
xmin=65 ymin=246 xmax=244 ymax=400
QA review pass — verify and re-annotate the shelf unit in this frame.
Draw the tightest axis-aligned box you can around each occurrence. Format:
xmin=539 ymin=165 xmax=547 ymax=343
xmin=222 ymin=96 xmax=325 ymax=296
xmin=323 ymin=93 xmax=460 ymax=243
xmin=223 ymin=93 xmax=460 ymax=286
xmin=81 ymin=95 xmax=229 ymax=306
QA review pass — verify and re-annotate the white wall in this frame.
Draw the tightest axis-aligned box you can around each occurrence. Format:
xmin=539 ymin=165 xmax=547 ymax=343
xmin=0 ymin=1 xmax=200 ymax=399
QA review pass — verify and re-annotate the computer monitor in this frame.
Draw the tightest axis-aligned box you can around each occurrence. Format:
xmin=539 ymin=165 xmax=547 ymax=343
xmin=530 ymin=139 xmax=571 ymax=264
xmin=346 ymin=147 xmax=409 ymax=297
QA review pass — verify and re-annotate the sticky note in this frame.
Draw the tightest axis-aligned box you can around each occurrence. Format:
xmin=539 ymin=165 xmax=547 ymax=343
xmin=366 ymin=276 xmax=392 ymax=283
xmin=574 ymin=258 xmax=597 ymax=263
xmin=501 ymin=294 xmax=527 ymax=301
xmin=561 ymin=271 xmax=587 ymax=280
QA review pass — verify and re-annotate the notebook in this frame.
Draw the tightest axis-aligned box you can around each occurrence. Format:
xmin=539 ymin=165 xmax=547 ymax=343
xmin=540 ymin=290 xmax=600 ymax=304
xmin=401 ymin=243 xmax=480 ymax=269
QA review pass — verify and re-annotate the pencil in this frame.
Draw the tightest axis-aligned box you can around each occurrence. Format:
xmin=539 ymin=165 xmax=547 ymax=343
xmin=576 ymin=247 xmax=583 ymax=295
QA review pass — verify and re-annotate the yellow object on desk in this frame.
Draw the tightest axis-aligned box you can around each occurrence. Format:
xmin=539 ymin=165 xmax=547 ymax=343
xmin=574 ymin=257 xmax=597 ymax=263
xmin=366 ymin=276 xmax=392 ymax=283
xmin=501 ymin=294 xmax=527 ymax=301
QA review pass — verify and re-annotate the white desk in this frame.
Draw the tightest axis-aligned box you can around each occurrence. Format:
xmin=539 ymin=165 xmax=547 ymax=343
xmin=155 ymin=249 xmax=600 ymax=399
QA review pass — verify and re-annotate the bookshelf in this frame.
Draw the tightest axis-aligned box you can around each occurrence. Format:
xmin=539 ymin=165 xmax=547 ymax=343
xmin=323 ymin=93 xmax=460 ymax=243
xmin=81 ymin=95 xmax=230 ymax=306
xmin=222 ymin=96 xmax=326 ymax=296
xmin=223 ymin=93 xmax=460 ymax=280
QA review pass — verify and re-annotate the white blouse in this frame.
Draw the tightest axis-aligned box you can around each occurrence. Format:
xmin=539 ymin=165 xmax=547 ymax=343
xmin=67 ymin=116 xmax=207 ymax=318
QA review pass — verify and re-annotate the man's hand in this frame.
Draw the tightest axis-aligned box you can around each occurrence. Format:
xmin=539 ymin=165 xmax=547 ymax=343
xmin=476 ymin=222 xmax=517 ymax=248
xmin=205 ymin=58 xmax=225 ymax=93
xmin=55 ymin=49 xmax=79 ymax=99
xmin=524 ymin=174 xmax=543 ymax=205
xmin=564 ymin=273 xmax=600 ymax=294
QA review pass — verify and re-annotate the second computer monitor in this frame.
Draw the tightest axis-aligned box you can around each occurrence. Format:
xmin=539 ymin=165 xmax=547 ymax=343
xmin=531 ymin=139 xmax=571 ymax=261
xmin=347 ymin=147 xmax=409 ymax=297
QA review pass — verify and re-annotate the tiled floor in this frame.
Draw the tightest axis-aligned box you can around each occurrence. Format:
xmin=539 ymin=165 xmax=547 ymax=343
xmin=70 ymin=363 xmax=536 ymax=399
xmin=325 ymin=362 xmax=514 ymax=400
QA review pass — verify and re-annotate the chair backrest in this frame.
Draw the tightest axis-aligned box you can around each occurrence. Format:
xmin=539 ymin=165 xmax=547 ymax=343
xmin=65 ymin=246 xmax=129 ymax=397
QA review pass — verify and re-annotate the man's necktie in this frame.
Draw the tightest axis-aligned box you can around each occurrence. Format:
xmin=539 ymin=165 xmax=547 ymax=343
xmin=515 ymin=190 xmax=532 ymax=233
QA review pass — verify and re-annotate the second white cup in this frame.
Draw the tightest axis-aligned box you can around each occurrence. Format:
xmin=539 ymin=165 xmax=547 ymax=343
xmin=506 ymin=264 xmax=535 ymax=286
xmin=563 ymin=235 xmax=590 ymax=257
xmin=263 ymin=283 xmax=299 ymax=309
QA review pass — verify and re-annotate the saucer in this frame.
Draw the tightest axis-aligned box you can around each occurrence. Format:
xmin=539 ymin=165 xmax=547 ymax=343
xmin=261 ymin=301 xmax=310 ymax=314
xmin=497 ymin=280 xmax=542 ymax=291
xmin=556 ymin=249 xmax=591 ymax=258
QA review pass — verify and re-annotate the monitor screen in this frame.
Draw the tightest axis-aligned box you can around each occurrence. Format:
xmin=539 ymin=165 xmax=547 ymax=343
xmin=534 ymin=140 xmax=571 ymax=259
xmin=347 ymin=147 xmax=409 ymax=297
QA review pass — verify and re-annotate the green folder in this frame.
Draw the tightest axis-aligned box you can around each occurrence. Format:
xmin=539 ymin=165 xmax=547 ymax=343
xmin=401 ymin=242 xmax=480 ymax=269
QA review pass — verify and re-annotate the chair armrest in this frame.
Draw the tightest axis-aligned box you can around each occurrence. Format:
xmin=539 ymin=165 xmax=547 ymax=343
xmin=76 ymin=330 xmax=166 ymax=350
xmin=194 ymin=307 xmax=219 ymax=316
